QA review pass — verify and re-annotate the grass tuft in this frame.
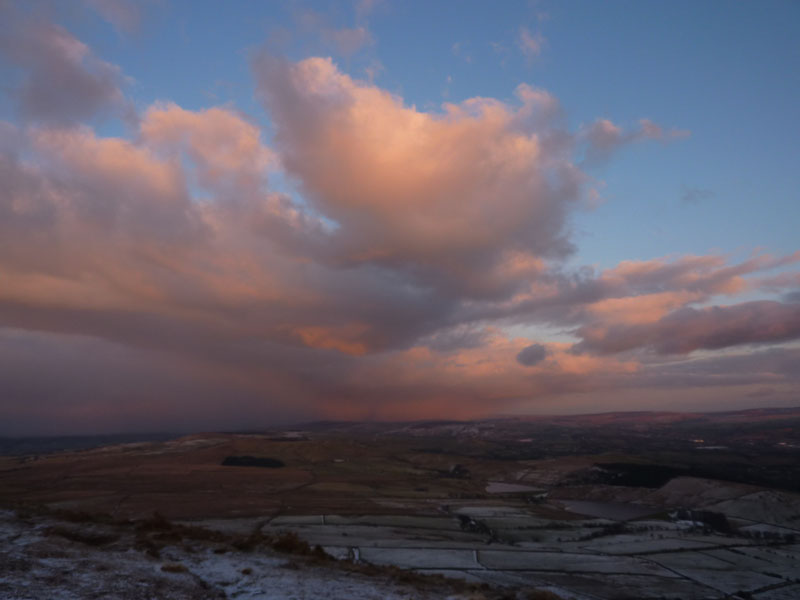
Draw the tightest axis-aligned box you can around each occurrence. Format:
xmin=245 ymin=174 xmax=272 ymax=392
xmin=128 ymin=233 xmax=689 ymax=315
xmin=160 ymin=562 xmax=188 ymax=573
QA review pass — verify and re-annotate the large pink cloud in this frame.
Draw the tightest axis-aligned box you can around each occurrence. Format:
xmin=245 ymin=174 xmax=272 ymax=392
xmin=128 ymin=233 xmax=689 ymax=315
xmin=253 ymin=55 xmax=581 ymax=299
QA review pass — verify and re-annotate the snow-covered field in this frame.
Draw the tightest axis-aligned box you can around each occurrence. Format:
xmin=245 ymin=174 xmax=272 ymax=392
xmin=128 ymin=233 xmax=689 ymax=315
xmin=251 ymin=504 xmax=800 ymax=600
xmin=0 ymin=510 xmax=497 ymax=600
xmin=6 ymin=491 xmax=798 ymax=600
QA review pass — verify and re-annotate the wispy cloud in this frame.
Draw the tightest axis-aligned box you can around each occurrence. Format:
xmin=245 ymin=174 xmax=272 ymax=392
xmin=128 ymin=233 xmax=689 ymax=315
xmin=681 ymin=185 xmax=715 ymax=205
xmin=518 ymin=26 xmax=544 ymax=61
xmin=296 ymin=8 xmax=374 ymax=57
xmin=582 ymin=118 xmax=690 ymax=164
xmin=84 ymin=0 xmax=144 ymax=34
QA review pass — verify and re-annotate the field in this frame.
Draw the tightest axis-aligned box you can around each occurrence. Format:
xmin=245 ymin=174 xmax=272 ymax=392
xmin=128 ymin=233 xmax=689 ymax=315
xmin=1 ymin=408 xmax=799 ymax=599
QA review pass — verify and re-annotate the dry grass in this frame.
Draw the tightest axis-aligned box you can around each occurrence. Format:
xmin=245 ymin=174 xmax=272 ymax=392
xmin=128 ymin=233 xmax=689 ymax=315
xmin=160 ymin=562 xmax=188 ymax=573
xmin=271 ymin=531 xmax=311 ymax=554
xmin=45 ymin=526 xmax=119 ymax=547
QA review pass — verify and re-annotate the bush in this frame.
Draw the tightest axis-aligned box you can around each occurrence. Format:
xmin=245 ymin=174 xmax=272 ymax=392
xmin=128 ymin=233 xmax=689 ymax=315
xmin=272 ymin=531 xmax=311 ymax=554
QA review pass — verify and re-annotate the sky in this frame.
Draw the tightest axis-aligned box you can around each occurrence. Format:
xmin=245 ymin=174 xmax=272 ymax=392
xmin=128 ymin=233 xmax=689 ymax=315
xmin=1 ymin=0 xmax=799 ymax=435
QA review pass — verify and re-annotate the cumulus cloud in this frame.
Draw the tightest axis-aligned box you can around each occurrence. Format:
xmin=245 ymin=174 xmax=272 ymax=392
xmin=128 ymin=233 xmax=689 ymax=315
xmin=140 ymin=103 xmax=275 ymax=194
xmin=0 ymin=8 xmax=132 ymax=125
xmin=252 ymin=55 xmax=580 ymax=300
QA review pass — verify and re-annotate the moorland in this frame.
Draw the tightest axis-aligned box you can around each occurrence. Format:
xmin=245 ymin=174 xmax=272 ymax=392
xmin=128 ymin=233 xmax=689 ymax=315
xmin=2 ymin=407 xmax=799 ymax=599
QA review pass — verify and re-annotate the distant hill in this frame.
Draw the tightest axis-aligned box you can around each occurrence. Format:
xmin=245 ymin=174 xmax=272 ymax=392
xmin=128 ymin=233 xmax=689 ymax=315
xmin=0 ymin=433 xmax=177 ymax=456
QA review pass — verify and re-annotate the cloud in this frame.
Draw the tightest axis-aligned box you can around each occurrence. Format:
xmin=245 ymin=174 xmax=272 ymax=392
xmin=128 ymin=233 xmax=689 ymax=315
xmin=451 ymin=41 xmax=473 ymax=64
xmin=355 ymin=0 xmax=382 ymax=21
xmin=329 ymin=334 xmax=637 ymax=420
xmin=583 ymin=118 xmax=689 ymax=164
xmin=681 ymin=185 xmax=715 ymax=205
xmin=422 ymin=326 xmax=491 ymax=353
xmin=0 ymin=104 xmax=453 ymax=359
xmin=468 ymin=251 xmax=798 ymax=330
xmin=140 ymin=103 xmax=275 ymax=193
xmin=0 ymin=327 xmax=319 ymax=435
xmin=622 ymin=346 xmax=800 ymax=395
xmin=84 ymin=0 xmax=143 ymax=34
xmin=517 ymin=343 xmax=547 ymax=366
xmin=1 ymin=32 xmax=797 ymax=432
xmin=0 ymin=8 xmax=132 ymax=125
xmin=252 ymin=55 xmax=581 ymax=301
xmin=296 ymin=9 xmax=374 ymax=57
xmin=329 ymin=26 xmax=373 ymax=57
xmin=575 ymin=300 xmax=800 ymax=355
xmin=518 ymin=26 xmax=544 ymax=61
